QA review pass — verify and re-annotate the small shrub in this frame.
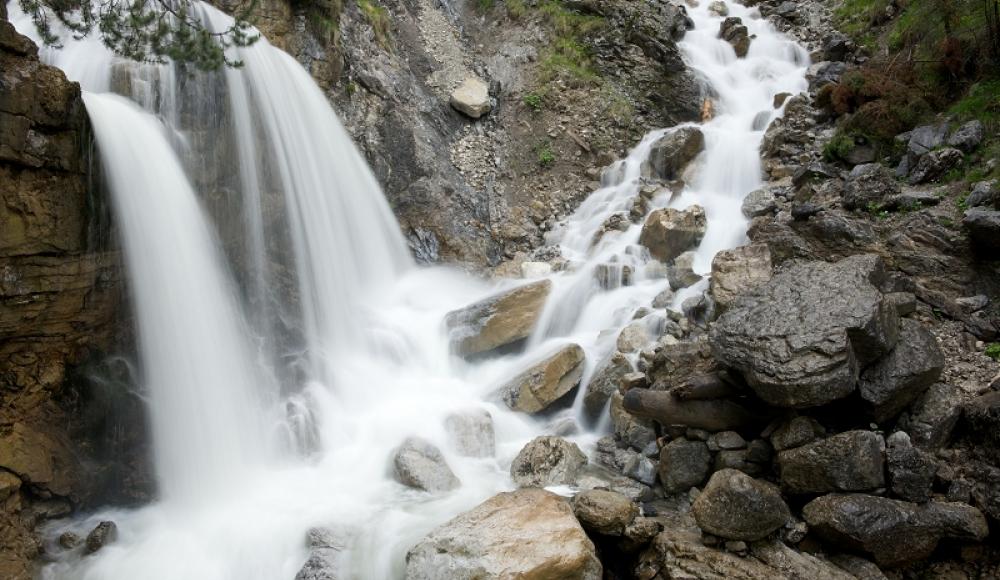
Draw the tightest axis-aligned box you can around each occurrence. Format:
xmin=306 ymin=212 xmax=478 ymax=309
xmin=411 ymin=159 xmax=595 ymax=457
xmin=823 ymin=132 xmax=855 ymax=162
xmin=986 ymin=342 xmax=1000 ymax=360
xmin=523 ymin=92 xmax=543 ymax=111
xmin=358 ymin=0 xmax=392 ymax=49
xmin=535 ymin=141 xmax=556 ymax=167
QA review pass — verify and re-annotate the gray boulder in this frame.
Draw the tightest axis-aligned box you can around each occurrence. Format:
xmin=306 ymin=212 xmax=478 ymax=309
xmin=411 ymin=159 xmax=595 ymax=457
xmin=658 ymin=438 xmax=711 ymax=493
xmin=642 ymin=127 xmax=705 ymax=180
xmin=908 ymin=147 xmax=964 ymax=184
xmin=498 ymin=344 xmax=585 ymax=414
xmin=405 ymin=489 xmax=601 ymax=579
xmin=709 ymin=244 xmax=772 ymax=313
xmin=85 ymin=521 xmax=117 ymax=554
xmin=963 ymin=208 xmax=1000 ymax=253
xmin=966 ymin=179 xmax=998 ymax=208
xmin=444 ymin=410 xmax=496 ymax=458
xmin=582 ymin=352 xmax=631 ymax=421
xmin=720 ymin=17 xmax=750 ymax=58
xmin=904 ymin=382 xmax=962 ymax=450
xmin=449 ymin=77 xmax=491 ymax=119
xmin=858 ymin=319 xmax=943 ymax=422
xmin=777 ymin=430 xmax=885 ymax=494
xmin=886 ymin=431 xmax=935 ymax=503
xmin=803 ymin=494 xmax=988 ymax=568
xmin=572 ymin=489 xmax=638 ymax=536
xmin=692 ymin=469 xmax=791 ymax=541
xmin=947 ymin=119 xmax=984 ymax=153
xmin=510 ymin=436 xmax=587 ymax=487
xmin=639 ymin=205 xmax=707 ymax=263
xmin=906 ymin=123 xmax=949 ymax=157
xmin=295 ymin=528 xmax=347 ymax=580
xmin=770 ymin=416 xmax=825 ymax=451
xmin=445 ymin=280 xmax=551 ymax=357
xmin=667 ymin=251 xmax=701 ymax=290
xmin=842 ymin=163 xmax=901 ymax=210
xmin=392 ymin=437 xmax=460 ymax=492
xmin=710 ymin=255 xmax=899 ymax=408
xmin=741 ymin=188 xmax=777 ymax=217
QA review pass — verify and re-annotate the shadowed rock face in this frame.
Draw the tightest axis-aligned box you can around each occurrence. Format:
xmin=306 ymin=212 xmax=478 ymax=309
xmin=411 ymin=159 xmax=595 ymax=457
xmin=0 ymin=18 xmax=126 ymax=580
xmin=405 ymin=488 xmax=602 ymax=580
xmin=710 ymin=254 xmax=899 ymax=408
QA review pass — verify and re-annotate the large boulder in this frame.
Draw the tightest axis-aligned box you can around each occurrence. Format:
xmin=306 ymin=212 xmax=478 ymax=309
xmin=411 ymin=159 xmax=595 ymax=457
xmin=498 ymin=344 xmax=585 ymax=413
xmin=904 ymin=382 xmax=962 ymax=450
xmin=692 ymin=469 xmax=791 ymax=541
xmin=658 ymin=438 xmax=711 ymax=493
xmin=638 ymin=205 xmax=707 ymax=263
xmin=510 ymin=436 xmax=587 ymax=487
xmin=777 ymin=430 xmax=885 ymax=494
xmin=445 ymin=280 xmax=551 ymax=357
xmin=709 ymin=244 xmax=772 ymax=312
xmin=966 ymin=179 xmax=998 ymax=208
xmin=907 ymin=147 xmax=964 ymax=184
xmin=449 ymin=77 xmax=491 ymax=119
xmin=858 ymin=319 xmax=944 ymax=422
xmin=641 ymin=127 xmax=704 ymax=180
xmin=392 ymin=437 xmax=460 ymax=492
xmin=720 ymin=17 xmax=751 ymax=57
xmin=84 ymin=521 xmax=118 ymax=554
xmin=405 ymin=489 xmax=601 ymax=579
xmin=842 ymin=163 xmax=900 ymax=210
xmin=947 ymin=120 xmax=984 ymax=153
xmin=710 ymin=255 xmax=899 ymax=408
xmin=572 ymin=489 xmax=638 ymax=536
xmin=962 ymin=208 xmax=1000 ymax=253
xmin=802 ymin=495 xmax=988 ymax=568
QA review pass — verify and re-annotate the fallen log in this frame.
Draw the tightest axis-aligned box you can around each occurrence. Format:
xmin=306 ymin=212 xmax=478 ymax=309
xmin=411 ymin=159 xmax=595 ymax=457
xmin=669 ymin=373 xmax=740 ymax=401
xmin=622 ymin=389 xmax=758 ymax=431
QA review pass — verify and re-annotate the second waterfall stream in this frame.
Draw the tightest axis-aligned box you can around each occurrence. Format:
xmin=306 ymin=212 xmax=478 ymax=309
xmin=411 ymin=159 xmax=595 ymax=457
xmin=13 ymin=0 xmax=808 ymax=577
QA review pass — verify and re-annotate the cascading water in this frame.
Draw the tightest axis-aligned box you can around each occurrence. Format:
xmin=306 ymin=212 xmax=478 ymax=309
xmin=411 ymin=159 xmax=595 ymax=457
xmin=12 ymin=0 xmax=807 ymax=577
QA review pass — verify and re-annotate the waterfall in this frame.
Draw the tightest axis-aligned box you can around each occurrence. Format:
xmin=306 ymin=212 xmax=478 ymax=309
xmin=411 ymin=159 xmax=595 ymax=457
xmin=13 ymin=0 xmax=808 ymax=577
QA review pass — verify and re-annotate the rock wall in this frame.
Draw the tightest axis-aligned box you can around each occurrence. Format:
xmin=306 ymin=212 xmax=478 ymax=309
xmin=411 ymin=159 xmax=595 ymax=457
xmin=0 ymin=17 xmax=129 ymax=579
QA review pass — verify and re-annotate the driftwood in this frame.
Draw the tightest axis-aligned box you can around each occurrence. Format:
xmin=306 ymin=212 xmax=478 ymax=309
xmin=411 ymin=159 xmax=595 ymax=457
xmin=669 ymin=373 xmax=739 ymax=401
xmin=622 ymin=389 xmax=757 ymax=431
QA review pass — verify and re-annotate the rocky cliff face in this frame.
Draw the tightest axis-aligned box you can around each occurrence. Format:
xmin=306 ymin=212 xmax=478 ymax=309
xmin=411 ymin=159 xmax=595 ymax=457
xmin=0 ymin=16 xmax=131 ymax=579
xmin=222 ymin=0 xmax=703 ymax=267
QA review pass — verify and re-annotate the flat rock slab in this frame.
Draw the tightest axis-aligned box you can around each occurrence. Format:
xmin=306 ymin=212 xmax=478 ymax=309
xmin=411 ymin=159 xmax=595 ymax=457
xmin=405 ymin=488 xmax=601 ymax=580
xmin=445 ymin=280 xmax=551 ymax=357
xmin=710 ymin=254 xmax=899 ymax=408
xmin=498 ymin=344 xmax=585 ymax=414
xmin=777 ymin=430 xmax=885 ymax=494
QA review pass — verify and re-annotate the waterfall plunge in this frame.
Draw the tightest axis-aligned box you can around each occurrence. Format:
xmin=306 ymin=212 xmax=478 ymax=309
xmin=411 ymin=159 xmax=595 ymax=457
xmin=14 ymin=0 xmax=808 ymax=577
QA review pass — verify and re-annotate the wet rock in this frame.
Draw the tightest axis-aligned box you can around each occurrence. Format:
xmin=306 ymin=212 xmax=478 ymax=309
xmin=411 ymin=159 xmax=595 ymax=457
xmin=777 ymin=430 xmax=885 ymax=494
xmin=966 ymin=179 xmax=998 ymax=208
xmin=444 ymin=409 xmax=495 ymax=458
xmin=594 ymin=262 xmax=633 ymax=289
xmin=807 ymin=61 xmax=846 ymax=91
xmin=510 ymin=435 xmax=587 ymax=487
xmin=708 ymin=431 xmax=746 ymax=451
xmin=617 ymin=322 xmax=651 ymax=353
xmin=886 ymin=431 xmax=935 ymax=503
xmin=666 ymin=250 xmax=701 ymax=290
xmin=709 ymin=244 xmax=772 ymax=313
xmin=908 ymin=147 xmax=964 ymax=185
xmin=822 ymin=32 xmax=853 ymax=61
xmin=445 ymin=280 xmax=551 ymax=357
xmin=405 ymin=488 xmax=601 ymax=579
xmin=85 ymin=521 xmax=118 ymax=554
xmin=392 ymin=437 xmax=460 ymax=492
xmin=639 ymin=205 xmax=707 ymax=263
xmin=573 ymin=489 xmax=638 ymax=536
xmin=692 ymin=469 xmax=791 ymax=541
xmin=962 ymin=208 xmax=1000 ymax=253
xmin=905 ymin=383 xmax=962 ymax=450
xmin=520 ymin=261 xmax=552 ymax=278
xmin=498 ymin=344 xmax=585 ymax=413
xmin=802 ymin=495 xmax=988 ymax=568
xmin=770 ymin=416 xmax=825 ymax=451
xmin=947 ymin=120 xmax=984 ymax=153
xmin=905 ymin=123 xmax=949 ymax=157
xmin=963 ymin=391 xmax=1000 ymax=449
xmin=583 ymin=352 xmax=631 ymax=421
xmin=710 ymin=255 xmax=899 ymax=408
xmin=58 ymin=531 xmax=81 ymax=550
xmin=858 ymin=319 xmax=944 ymax=422
xmin=658 ymin=438 xmax=711 ymax=493
xmin=449 ymin=77 xmax=491 ymax=119
xmin=720 ymin=17 xmax=750 ymax=58
xmin=0 ymin=423 xmax=77 ymax=497
xmin=741 ymin=188 xmax=777 ymax=217
xmin=708 ymin=0 xmax=728 ymax=15
xmin=842 ymin=163 xmax=901 ymax=211
xmin=295 ymin=527 xmax=347 ymax=580
xmin=620 ymin=449 xmax=658 ymax=486
xmin=642 ymin=127 xmax=705 ymax=181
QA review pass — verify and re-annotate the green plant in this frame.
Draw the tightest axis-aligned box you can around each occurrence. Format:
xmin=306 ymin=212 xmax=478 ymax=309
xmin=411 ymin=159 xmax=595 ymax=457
xmin=523 ymin=92 xmax=543 ymax=111
xmin=477 ymin=0 xmax=495 ymax=10
xmin=957 ymin=192 xmax=970 ymax=210
xmin=823 ymin=132 xmax=856 ymax=162
xmin=358 ymin=0 xmax=392 ymax=49
xmin=986 ymin=342 xmax=1000 ymax=360
xmin=535 ymin=141 xmax=556 ymax=167
xmin=866 ymin=201 xmax=890 ymax=220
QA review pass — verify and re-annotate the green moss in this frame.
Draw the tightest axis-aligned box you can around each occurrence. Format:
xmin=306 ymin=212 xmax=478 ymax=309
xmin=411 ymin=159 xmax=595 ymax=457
xmin=535 ymin=141 xmax=556 ymax=167
xmin=357 ymin=0 xmax=391 ymax=49
xmin=477 ymin=0 xmax=495 ymax=10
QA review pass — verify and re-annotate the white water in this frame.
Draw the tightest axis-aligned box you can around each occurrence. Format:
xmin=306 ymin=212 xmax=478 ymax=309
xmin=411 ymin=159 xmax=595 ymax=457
xmin=12 ymin=0 xmax=807 ymax=577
